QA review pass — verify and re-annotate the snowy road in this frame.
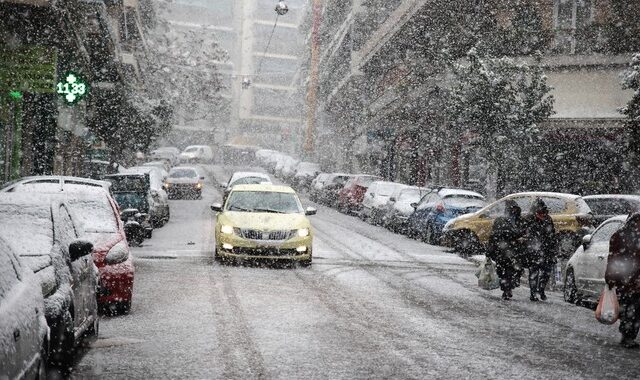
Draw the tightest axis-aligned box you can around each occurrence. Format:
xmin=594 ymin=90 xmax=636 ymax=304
xmin=72 ymin=166 xmax=640 ymax=379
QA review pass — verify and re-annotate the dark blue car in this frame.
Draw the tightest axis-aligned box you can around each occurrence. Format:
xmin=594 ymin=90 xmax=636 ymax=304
xmin=407 ymin=188 xmax=486 ymax=245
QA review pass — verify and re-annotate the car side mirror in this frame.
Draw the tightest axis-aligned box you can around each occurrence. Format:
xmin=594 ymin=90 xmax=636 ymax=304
xmin=211 ymin=203 xmax=223 ymax=212
xmin=369 ymin=193 xmax=374 ymax=197
xmin=390 ymin=197 xmax=396 ymax=202
xmin=410 ymin=202 xmax=418 ymax=209
xmin=200 ymin=176 xmax=205 ymax=180
xmin=69 ymin=240 xmax=93 ymax=261
xmin=305 ymin=207 xmax=317 ymax=216
xmin=582 ymin=234 xmax=592 ymax=248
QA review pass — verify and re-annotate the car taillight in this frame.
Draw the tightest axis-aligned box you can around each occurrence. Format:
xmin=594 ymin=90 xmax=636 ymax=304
xmin=435 ymin=203 xmax=446 ymax=213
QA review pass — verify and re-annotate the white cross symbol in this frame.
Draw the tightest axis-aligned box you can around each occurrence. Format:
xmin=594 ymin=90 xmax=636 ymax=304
xmin=66 ymin=74 xmax=77 ymax=84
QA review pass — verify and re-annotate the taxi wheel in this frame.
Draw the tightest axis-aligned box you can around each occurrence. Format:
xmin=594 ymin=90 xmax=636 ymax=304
xmin=214 ymin=249 xmax=221 ymax=262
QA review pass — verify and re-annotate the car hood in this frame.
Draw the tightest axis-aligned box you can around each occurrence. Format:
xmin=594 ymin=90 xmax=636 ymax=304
xmin=447 ymin=211 xmax=479 ymax=227
xmin=219 ymin=211 xmax=310 ymax=231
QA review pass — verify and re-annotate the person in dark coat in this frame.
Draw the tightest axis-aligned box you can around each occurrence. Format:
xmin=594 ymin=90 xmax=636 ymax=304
xmin=524 ymin=198 xmax=557 ymax=302
xmin=487 ymin=199 xmax=525 ymax=300
xmin=606 ymin=213 xmax=640 ymax=349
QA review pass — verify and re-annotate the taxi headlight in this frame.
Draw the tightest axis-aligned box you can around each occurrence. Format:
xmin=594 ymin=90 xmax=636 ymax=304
xmin=297 ymin=228 xmax=310 ymax=237
xmin=221 ymin=225 xmax=234 ymax=234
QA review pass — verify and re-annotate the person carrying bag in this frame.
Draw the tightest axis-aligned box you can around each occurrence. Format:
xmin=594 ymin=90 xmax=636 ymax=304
xmin=477 ymin=257 xmax=500 ymax=290
xmin=605 ymin=213 xmax=640 ymax=349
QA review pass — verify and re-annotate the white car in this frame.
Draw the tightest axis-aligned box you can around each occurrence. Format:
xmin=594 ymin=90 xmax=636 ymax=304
xmin=293 ymin=162 xmax=321 ymax=189
xmin=1 ymin=175 xmax=112 ymax=194
xmin=564 ymin=215 xmax=626 ymax=304
xmin=165 ymin=166 xmax=206 ymax=199
xmin=361 ymin=181 xmax=408 ymax=225
xmin=0 ymin=237 xmax=49 ymax=379
xmin=179 ymin=145 xmax=214 ymax=164
xmin=150 ymin=147 xmax=180 ymax=166
xmin=382 ymin=186 xmax=431 ymax=232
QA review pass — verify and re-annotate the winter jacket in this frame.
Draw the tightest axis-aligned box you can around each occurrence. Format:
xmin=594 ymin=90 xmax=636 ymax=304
xmin=487 ymin=215 xmax=525 ymax=269
xmin=606 ymin=217 xmax=640 ymax=294
xmin=523 ymin=214 xmax=557 ymax=266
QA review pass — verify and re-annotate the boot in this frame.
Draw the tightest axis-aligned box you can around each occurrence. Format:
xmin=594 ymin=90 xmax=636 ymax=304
xmin=539 ymin=290 xmax=547 ymax=301
xmin=502 ymin=291 xmax=510 ymax=300
xmin=621 ymin=338 xmax=640 ymax=349
xmin=507 ymin=290 xmax=513 ymax=299
xmin=530 ymin=292 xmax=539 ymax=302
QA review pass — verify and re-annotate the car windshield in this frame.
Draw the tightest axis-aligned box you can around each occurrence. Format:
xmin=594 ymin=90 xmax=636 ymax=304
xmin=67 ymin=198 xmax=118 ymax=234
xmin=443 ymin=195 xmax=486 ymax=208
xmin=114 ymin=193 xmax=149 ymax=212
xmin=399 ymin=188 xmax=423 ymax=202
xmin=225 ymin=191 xmax=302 ymax=214
xmin=231 ymin=177 xmax=269 ymax=186
xmin=0 ymin=204 xmax=53 ymax=256
xmin=170 ymin=169 xmax=198 ymax=178
xmin=185 ymin=147 xmax=199 ymax=153
xmin=106 ymin=176 xmax=148 ymax=192
xmin=586 ymin=199 xmax=632 ymax=215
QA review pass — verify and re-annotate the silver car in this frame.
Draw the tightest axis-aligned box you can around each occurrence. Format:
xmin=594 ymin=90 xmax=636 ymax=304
xmin=564 ymin=215 xmax=626 ymax=304
xmin=0 ymin=237 xmax=49 ymax=379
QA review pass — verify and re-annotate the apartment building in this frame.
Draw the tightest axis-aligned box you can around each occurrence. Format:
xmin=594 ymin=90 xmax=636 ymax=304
xmin=163 ymin=0 xmax=306 ymax=149
xmin=303 ymin=0 xmax=637 ymax=196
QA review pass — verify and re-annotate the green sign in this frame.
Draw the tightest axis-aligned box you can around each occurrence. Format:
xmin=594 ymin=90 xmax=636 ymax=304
xmin=56 ymin=72 xmax=88 ymax=104
xmin=0 ymin=46 xmax=57 ymax=94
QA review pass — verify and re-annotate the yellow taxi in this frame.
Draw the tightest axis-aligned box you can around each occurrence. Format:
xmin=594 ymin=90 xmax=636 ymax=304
xmin=211 ymin=184 xmax=315 ymax=265
xmin=441 ymin=192 xmax=595 ymax=256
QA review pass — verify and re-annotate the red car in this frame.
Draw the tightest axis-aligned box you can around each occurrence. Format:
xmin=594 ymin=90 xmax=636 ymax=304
xmin=65 ymin=191 xmax=135 ymax=315
xmin=338 ymin=175 xmax=382 ymax=214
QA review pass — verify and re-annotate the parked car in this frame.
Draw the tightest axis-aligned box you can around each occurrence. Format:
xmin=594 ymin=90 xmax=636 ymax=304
xmin=150 ymin=147 xmax=180 ymax=166
xmin=309 ymin=173 xmax=330 ymax=202
xmin=64 ymin=193 xmax=135 ymax=315
xmin=279 ymin=156 xmax=300 ymax=182
xmin=407 ymin=188 xmax=486 ymax=244
xmin=126 ymin=166 xmax=171 ymax=226
xmin=361 ymin=181 xmax=407 ymax=225
xmin=211 ymin=184 xmax=316 ymax=266
xmin=0 ymin=194 xmax=99 ymax=367
xmin=143 ymin=160 xmax=171 ymax=174
xmin=442 ymin=192 xmax=595 ymax=256
xmin=564 ymin=215 xmax=626 ymax=305
xmin=583 ymin=194 xmax=640 ymax=225
xmin=382 ymin=186 xmax=431 ymax=233
xmin=164 ymin=166 xmax=206 ymax=199
xmin=293 ymin=162 xmax=321 ymax=189
xmin=103 ymin=173 xmax=155 ymax=238
xmin=82 ymin=159 xmax=126 ymax=180
xmin=316 ymin=173 xmax=353 ymax=206
xmin=179 ymin=145 xmax=214 ymax=164
xmin=0 ymin=237 xmax=49 ymax=379
xmin=337 ymin=175 xmax=383 ymax=214
xmin=264 ymin=152 xmax=285 ymax=173
xmin=1 ymin=175 xmax=112 ymax=195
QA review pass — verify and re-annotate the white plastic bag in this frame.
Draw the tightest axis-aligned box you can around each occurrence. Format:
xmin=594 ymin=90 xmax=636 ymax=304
xmin=595 ymin=286 xmax=620 ymax=325
xmin=477 ymin=258 xmax=500 ymax=290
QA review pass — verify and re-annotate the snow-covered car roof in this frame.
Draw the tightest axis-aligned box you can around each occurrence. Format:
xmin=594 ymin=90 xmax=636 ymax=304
xmin=438 ymin=188 xmax=485 ymax=199
xmin=507 ymin=191 xmax=581 ymax=200
xmin=1 ymin=176 xmax=112 ymax=194
xmin=229 ymin=171 xmax=271 ymax=185
xmin=583 ymin=194 xmax=640 ymax=201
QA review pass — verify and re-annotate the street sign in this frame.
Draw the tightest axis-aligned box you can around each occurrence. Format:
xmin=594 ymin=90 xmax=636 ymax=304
xmin=0 ymin=46 xmax=57 ymax=94
xmin=56 ymin=72 xmax=88 ymax=105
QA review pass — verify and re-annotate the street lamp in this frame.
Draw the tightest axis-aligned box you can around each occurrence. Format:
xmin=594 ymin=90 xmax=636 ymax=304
xmin=275 ymin=1 xmax=288 ymax=15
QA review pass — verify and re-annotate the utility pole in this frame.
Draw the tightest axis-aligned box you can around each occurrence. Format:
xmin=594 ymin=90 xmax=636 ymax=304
xmin=304 ymin=0 xmax=321 ymax=157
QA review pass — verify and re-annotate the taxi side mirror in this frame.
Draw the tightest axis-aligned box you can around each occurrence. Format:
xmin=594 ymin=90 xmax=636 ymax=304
xmin=211 ymin=203 xmax=222 ymax=212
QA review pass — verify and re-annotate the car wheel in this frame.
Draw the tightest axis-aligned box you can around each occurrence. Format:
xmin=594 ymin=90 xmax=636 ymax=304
xmin=214 ymin=248 xmax=221 ymax=262
xmin=85 ymin=315 xmax=100 ymax=337
xmin=117 ymin=300 xmax=132 ymax=315
xmin=299 ymin=259 xmax=312 ymax=267
xmin=455 ymin=231 xmax=481 ymax=256
xmin=49 ymin=310 xmax=74 ymax=368
xmin=564 ymin=269 xmax=578 ymax=304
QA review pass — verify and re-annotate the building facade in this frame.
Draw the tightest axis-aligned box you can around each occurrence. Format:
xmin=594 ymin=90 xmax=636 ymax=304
xmin=162 ymin=0 xmax=307 ymax=150
xmin=0 ymin=0 xmax=156 ymax=182
xmin=302 ymin=0 xmax=637 ymax=198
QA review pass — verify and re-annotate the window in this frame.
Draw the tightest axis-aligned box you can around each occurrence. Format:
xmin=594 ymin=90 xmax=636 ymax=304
xmin=417 ymin=193 xmax=440 ymax=210
xmin=58 ymin=206 xmax=78 ymax=249
xmin=539 ymin=197 xmax=569 ymax=214
xmin=592 ymin=221 xmax=624 ymax=243
xmin=554 ymin=0 xmax=594 ymax=53
xmin=586 ymin=199 xmax=631 ymax=216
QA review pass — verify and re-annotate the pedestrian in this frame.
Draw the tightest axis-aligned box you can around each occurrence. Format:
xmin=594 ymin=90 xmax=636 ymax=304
xmin=605 ymin=213 xmax=640 ymax=349
xmin=487 ymin=199 xmax=525 ymax=300
xmin=524 ymin=198 xmax=557 ymax=302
